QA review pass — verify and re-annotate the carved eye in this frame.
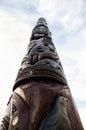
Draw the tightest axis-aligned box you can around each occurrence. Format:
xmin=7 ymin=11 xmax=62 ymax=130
xmin=12 ymin=104 xmax=17 ymax=114
xmin=12 ymin=116 xmax=18 ymax=126
xmin=44 ymin=43 xmax=48 ymax=46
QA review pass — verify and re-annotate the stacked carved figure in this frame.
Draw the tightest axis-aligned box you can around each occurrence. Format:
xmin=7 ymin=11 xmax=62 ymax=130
xmin=0 ymin=18 xmax=84 ymax=130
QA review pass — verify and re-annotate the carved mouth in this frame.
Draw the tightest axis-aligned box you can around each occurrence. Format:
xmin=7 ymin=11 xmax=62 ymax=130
xmin=39 ymin=52 xmax=59 ymax=62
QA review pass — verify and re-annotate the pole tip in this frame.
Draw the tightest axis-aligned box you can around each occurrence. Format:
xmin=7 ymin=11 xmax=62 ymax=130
xmin=37 ymin=17 xmax=47 ymax=26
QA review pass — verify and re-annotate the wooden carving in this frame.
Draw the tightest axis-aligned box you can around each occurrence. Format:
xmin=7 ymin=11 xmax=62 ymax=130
xmin=0 ymin=18 xmax=84 ymax=130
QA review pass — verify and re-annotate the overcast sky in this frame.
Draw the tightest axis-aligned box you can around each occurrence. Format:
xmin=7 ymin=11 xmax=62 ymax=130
xmin=0 ymin=0 xmax=86 ymax=129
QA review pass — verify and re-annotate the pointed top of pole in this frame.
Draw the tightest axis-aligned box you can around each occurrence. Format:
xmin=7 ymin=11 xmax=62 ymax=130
xmin=13 ymin=18 xmax=67 ymax=90
xmin=30 ymin=17 xmax=52 ymax=40
xmin=37 ymin=17 xmax=48 ymax=26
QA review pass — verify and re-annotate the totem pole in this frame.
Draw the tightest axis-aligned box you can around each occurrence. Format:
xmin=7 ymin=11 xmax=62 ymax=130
xmin=0 ymin=18 xmax=84 ymax=130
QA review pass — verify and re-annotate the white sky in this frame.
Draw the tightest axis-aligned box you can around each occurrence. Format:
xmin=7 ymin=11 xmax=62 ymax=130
xmin=0 ymin=0 xmax=86 ymax=129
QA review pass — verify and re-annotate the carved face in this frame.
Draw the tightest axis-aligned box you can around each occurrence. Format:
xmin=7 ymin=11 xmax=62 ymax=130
xmin=20 ymin=37 xmax=60 ymax=70
xmin=28 ymin=38 xmax=55 ymax=54
xmin=24 ymin=38 xmax=58 ymax=65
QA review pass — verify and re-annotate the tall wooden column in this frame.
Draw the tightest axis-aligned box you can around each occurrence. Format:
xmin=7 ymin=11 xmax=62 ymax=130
xmin=0 ymin=18 xmax=84 ymax=130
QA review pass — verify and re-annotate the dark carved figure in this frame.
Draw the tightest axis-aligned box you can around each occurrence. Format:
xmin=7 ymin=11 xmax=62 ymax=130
xmin=0 ymin=18 xmax=84 ymax=130
xmin=39 ymin=96 xmax=71 ymax=130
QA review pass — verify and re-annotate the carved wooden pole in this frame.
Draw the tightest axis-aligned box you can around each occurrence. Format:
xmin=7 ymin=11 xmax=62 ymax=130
xmin=0 ymin=18 xmax=84 ymax=130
